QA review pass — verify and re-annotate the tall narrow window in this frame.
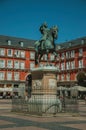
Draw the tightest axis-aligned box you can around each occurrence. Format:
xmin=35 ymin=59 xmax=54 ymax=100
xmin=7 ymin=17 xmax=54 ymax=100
xmin=14 ymin=72 xmax=19 ymax=80
xmin=71 ymin=50 xmax=75 ymax=57
xmin=7 ymin=60 xmax=13 ymax=68
xmin=61 ymin=63 xmax=65 ymax=70
xmin=21 ymin=51 xmax=25 ymax=58
xmin=8 ymin=40 xmax=11 ymax=45
xmin=0 ymin=48 xmax=5 ymax=56
xmin=30 ymin=52 xmax=35 ymax=60
xmin=61 ymin=74 xmax=64 ymax=81
xmin=71 ymin=61 xmax=75 ymax=69
xmin=7 ymin=49 xmax=13 ymax=56
xmin=79 ymin=59 xmax=83 ymax=68
xmin=50 ymin=54 xmax=55 ymax=61
xmin=14 ymin=61 xmax=19 ymax=69
xmin=20 ymin=62 xmax=25 ymax=69
xmin=14 ymin=50 xmax=20 ymax=57
xmin=7 ymin=72 xmax=12 ymax=80
xmin=0 ymin=60 xmax=5 ymax=68
xmin=30 ymin=62 xmax=35 ymax=69
xmin=79 ymin=48 xmax=83 ymax=56
xmin=66 ymin=73 xmax=70 ymax=81
xmin=0 ymin=72 xmax=4 ymax=80
xmin=20 ymin=41 xmax=24 ymax=47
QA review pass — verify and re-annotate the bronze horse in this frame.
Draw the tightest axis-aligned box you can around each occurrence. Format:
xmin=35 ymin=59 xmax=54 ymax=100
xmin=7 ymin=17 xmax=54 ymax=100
xmin=34 ymin=26 xmax=58 ymax=65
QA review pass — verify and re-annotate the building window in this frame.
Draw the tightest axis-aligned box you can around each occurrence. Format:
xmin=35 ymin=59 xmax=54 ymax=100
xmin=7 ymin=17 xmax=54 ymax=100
xmin=79 ymin=59 xmax=83 ymax=68
xmin=61 ymin=74 xmax=64 ymax=81
xmin=20 ymin=41 xmax=24 ymax=47
xmin=0 ymin=72 xmax=4 ymax=80
xmin=79 ymin=48 xmax=83 ymax=56
xmin=66 ymin=51 xmax=70 ymax=58
xmin=30 ymin=62 xmax=35 ymax=69
xmin=14 ymin=61 xmax=19 ymax=69
xmin=66 ymin=73 xmax=70 ymax=81
xmin=81 ymin=39 xmax=84 ymax=45
xmin=7 ymin=72 xmax=12 ymax=80
xmin=14 ymin=72 xmax=19 ymax=80
xmin=7 ymin=40 xmax=11 ymax=45
xmin=71 ymin=50 xmax=75 ymax=57
xmin=71 ymin=61 xmax=75 ymax=69
xmin=20 ymin=62 xmax=25 ymax=69
xmin=0 ymin=48 xmax=5 ymax=56
xmin=43 ymin=54 xmax=47 ymax=61
xmin=7 ymin=60 xmax=13 ymax=68
xmin=30 ymin=52 xmax=35 ymax=60
xmin=21 ymin=51 xmax=25 ymax=58
xmin=61 ymin=53 xmax=65 ymax=59
xmin=7 ymin=49 xmax=13 ymax=57
xmin=14 ymin=50 xmax=20 ymax=57
xmin=56 ymin=64 xmax=60 ymax=70
xmin=50 ymin=54 xmax=55 ymax=61
xmin=61 ymin=63 xmax=65 ymax=70
xmin=0 ymin=60 xmax=5 ymax=68
xmin=66 ymin=62 xmax=70 ymax=70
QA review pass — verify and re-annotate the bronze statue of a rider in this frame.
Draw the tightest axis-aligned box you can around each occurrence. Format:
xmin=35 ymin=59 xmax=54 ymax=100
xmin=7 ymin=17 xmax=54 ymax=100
xmin=34 ymin=22 xmax=58 ymax=65
xmin=39 ymin=22 xmax=50 ymax=49
xmin=35 ymin=22 xmax=50 ymax=50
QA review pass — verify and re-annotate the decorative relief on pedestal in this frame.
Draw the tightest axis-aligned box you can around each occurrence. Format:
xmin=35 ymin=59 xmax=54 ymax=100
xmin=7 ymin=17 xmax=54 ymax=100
xmin=33 ymin=80 xmax=42 ymax=89
xmin=49 ymin=79 xmax=56 ymax=88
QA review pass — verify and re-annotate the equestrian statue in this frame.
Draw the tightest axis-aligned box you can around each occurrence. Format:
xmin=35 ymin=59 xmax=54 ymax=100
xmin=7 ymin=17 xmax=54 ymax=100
xmin=34 ymin=22 xmax=58 ymax=65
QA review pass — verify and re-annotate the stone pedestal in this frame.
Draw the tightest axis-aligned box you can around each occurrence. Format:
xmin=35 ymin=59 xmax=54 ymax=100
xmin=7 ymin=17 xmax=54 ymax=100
xmin=28 ymin=66 xmax=61 ymax=115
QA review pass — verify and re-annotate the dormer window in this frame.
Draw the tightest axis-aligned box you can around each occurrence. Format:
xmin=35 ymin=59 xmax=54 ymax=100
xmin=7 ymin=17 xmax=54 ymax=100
xmin=69 ymin=42 xmax=72 ymax=46
xmin=20 ymin=41 xmax=24 ymax=47
xmin=7 ymin=40 xmax=11 ymax=45
xmin=81 ymin=39 xmax=84 ymax=45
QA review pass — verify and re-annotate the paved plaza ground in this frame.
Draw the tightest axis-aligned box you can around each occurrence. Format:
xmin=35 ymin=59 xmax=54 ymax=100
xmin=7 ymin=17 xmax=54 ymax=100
xmin=0 ymin=99 xmax=86 ymax=130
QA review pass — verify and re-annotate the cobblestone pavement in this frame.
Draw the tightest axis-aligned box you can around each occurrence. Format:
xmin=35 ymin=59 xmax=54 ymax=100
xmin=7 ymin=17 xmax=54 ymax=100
xmin=0 ymin=99 xmax=86 ymax=130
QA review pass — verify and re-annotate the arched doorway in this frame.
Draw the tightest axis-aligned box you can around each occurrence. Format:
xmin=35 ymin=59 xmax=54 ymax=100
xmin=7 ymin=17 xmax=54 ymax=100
xmin=25 ymin=73 xmax=32 ymax=98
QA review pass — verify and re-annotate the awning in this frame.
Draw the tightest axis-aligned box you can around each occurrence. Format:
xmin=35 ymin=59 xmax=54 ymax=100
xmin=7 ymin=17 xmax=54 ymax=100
xmin=69 ymin=86 xmax=86 ymax=91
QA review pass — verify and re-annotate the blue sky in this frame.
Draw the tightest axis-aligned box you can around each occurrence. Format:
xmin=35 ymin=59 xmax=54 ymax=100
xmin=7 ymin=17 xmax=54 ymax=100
xmin=0 ymin=0 xmax=86 ymax=43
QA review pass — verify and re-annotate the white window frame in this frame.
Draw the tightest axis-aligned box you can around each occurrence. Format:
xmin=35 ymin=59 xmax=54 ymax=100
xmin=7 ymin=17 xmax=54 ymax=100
xmin=66 ymin=51 xmax=70 ymax=58
xmin=14 ymin=50 xmax=20 ymax=57
xmin=61 ymin=74 xmax=64 ymax=81
xmin=8 ymin=40 xmax=11 ymax=45
xmin=50 ymin=54 xmax=55 ymax=61
xmin=66 ymin=62 xmax=70 ymax=70
xmin=21 ymin=51 xmax=25 ymax=58
xmin=7 ymin=60 xmax=13 ymax=68
xmin=61 ymin=53 xmax=65 ymax=59
xmin=0 ymin=60 xmax=5 ymax=68
xmin=79 ymin=59 xmax=83 ymax=68
xmin=71 ymin=61 xmax=75 ymax=69
xmin=79 ymin=48 xmax=83 ymax=56
xmin=66 ymin=73 xmax=70 ymax=81
xmin=7 ymin=49 xmax=13 ymax=57
xmin=14 ymin=61 xmax=19 ymax=69
xmin=0 ymin=48 xmax=5 ymax=56
xmin=14 ymin=72 xmax=19 ymax=80
xmin=30 ymin=62 xmax=35 ymax=69
xmin=7 ymin=72 xmax=12 ymax=80
xmin=43 ymin=54 xmax=47 ymax=61
xmin=0 ymin=72 xmax=4 ymax=80
xmin=71 ymin=50 xmax=75 ymax=57
xmin=61 ymin=63 xmax=65 ymax=70
xmin=30 ymin=52 xmax=35 ymax=60
xmin=20 ymin=62 xmax=25 ymax=69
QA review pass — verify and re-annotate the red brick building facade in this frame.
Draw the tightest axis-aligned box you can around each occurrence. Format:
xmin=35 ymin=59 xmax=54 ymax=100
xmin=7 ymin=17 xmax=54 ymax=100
xmin=0 ymin=35 xmax=86 ymax=98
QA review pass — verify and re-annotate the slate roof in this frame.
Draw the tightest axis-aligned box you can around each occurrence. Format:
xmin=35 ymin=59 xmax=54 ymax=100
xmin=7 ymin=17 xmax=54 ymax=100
xmin=0 ymin=35 xmax=86 ymax=51
xmin=56 ymin=36 xmax=86 ymax=50
xmin=0 ymin=35 xmax=36 ymax=49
